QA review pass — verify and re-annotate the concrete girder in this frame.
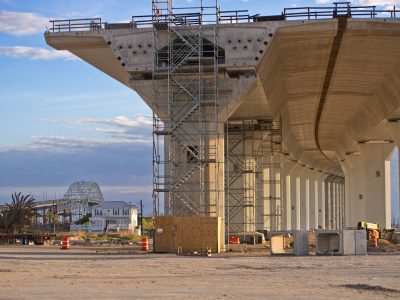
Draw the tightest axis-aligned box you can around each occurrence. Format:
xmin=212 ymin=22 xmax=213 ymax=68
xmin=257 ymin=19 xmax=400 ymax=176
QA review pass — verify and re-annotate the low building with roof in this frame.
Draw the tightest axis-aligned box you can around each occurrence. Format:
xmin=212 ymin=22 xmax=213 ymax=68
xmin=89 ymin=201 xmax=138 ymax=233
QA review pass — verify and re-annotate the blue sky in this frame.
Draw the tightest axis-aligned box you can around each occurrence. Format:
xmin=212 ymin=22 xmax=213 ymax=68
xmin=0 ymin=0 xmax=399 ymax=215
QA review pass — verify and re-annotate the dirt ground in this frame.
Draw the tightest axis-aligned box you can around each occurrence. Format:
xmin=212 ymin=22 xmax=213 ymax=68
xmin=0 ymin=245 xmax=400 ymax=300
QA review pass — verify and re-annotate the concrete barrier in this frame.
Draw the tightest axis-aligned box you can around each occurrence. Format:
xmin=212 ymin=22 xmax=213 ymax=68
xmin=270 ymin=230 xmax=309 ymax=256
xmin=316 ymin=230 xmax=366 ymax=255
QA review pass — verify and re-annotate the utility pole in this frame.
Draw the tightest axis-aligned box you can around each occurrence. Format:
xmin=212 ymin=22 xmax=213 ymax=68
xmin=53 ymin=200 xmax=56 ymax=234
xmin=140 ymin=200 xmax=144 ymax=235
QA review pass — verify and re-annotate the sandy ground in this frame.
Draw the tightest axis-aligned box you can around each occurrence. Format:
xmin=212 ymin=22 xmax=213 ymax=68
xmin=0 ymin=245 xmax=400 ymax=299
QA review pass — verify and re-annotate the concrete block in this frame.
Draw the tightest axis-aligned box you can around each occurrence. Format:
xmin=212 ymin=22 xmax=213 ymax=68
xmin=316 ymin=230 xmax=341 ymax=255
xmin=316 ymin=230 xmax=367 ymax=255
xmin=270 ymin=230 xmax=309 ymax=256
xmin=342 ymin=230 xmax=356 ymax=255
xmin=227 ymin=244 xmax=247 ymax=252
xmin=354 ymin=230 xmax=367 ymax=255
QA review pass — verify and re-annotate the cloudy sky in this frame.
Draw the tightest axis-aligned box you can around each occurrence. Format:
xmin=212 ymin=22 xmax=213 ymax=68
xmin=0 ymin=0 xmax=399 ymax=215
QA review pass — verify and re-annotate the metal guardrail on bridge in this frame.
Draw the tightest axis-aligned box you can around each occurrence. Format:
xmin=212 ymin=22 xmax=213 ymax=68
xmin=46 ymin=3 xmax=400 ymax=33
xmin=283 ymin=4 xmax=400 ymax=20
xmin=132 ymin=9 xmax=252 ymax=27
xmin=48 ymin=18 xmax=102 ymax=33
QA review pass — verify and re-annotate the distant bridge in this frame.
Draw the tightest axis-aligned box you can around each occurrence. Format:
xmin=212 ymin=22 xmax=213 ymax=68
xmin=0 ymin=181 xmax=104 ymax=222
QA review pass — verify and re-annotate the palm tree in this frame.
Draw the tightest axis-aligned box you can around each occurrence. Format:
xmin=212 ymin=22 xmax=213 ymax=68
xmin=4 ymin=192 xmax=36 ymax=233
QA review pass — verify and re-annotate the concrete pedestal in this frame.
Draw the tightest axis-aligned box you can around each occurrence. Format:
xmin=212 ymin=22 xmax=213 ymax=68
xmin=270 ymin=230 xmax=309 ymax=256
xmin=316 ymin=230 xmax=366 ymax=255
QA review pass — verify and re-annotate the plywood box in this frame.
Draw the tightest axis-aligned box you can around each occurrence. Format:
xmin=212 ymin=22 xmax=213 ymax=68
xmin=154 ymin=216 xmax=221 ymax=254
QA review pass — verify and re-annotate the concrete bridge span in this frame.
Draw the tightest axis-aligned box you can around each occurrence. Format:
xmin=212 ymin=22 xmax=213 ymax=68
xmin=45 ymin=3 xmax=400 ymax=240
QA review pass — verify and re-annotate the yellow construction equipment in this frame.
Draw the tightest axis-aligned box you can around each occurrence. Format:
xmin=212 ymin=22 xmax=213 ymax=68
xmin=357 ymin=221 xmax=381 ymax=239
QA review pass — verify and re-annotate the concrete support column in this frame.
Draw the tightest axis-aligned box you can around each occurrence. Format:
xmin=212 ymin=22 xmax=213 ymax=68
xmin=211 ymin=123 xmax=225 ymax=247
xmin=300 ymin=168 xmax=314 ymax=230
xmin=300 ymin=171 xmax=309 ymax=230
xmin=330 ymin=179 xmax=334 ymax=229
xmin=273 ymin=164 xmax=282 ymax=230
xmin=334 ymin=179 xmax=340 ymax=229
xmin=257 ymin=164 xmax=274 ymax=230
xmin=324 ymin=175 xmax=337 ymax=229
xmin=309 ymin=171 xmax=318 ymax=230
xmin=242 ymin=131 xmax=257 ymax=233
xmin=359 ymin=143 xmax=394 ymax=229
xmin=325 ymin=179 xmax=331 ymax=229
xmin=388 ymin=125 xmax=400 ymax=226
xmin=342 ymin=143 xmax=394 ymax=229
xmin=282 ymin=161 xmax=296 ymax=230
xmin=332 ymin=180 xmax=337 ymax=229
xmin=243 ymin=157 xmax=256 ymax=233
xmin=342 ymin=156 xmax=365 ymax=228
xmin=337 ymin=180 xmax=342 ymax=229
xmin=289 ymin=166 xmax=303 ymax=230
xmin=260 ymin=155 xmax=282 ymax=231
xmin=340 ymin=178 xmax=345 ymax=229
xmin=317 ymin=174 xmax=327 ymax=229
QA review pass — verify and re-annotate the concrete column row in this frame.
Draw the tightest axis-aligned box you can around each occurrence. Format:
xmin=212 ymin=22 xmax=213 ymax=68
xmin=280 ymin=160 xmax=344 ymax=231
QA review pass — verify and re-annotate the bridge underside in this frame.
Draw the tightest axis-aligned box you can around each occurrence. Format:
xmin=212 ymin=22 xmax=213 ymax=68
xmin=46 ymin=15 xmax=400 ymax=239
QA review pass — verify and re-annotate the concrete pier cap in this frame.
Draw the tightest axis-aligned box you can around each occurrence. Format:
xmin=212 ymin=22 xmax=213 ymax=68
xmin=45 ymin=2 xmax=400 ymax=240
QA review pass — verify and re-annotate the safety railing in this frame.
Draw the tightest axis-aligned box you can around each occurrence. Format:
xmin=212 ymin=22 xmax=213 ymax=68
xmin=46 ymin=4 xmax=400 ymax=33
xmin=283 ymin=5 xmax=400 ymax=20
xmin=132 ymin=9 xmax=251 ymax=28
xmin=48 ymin=18 xmax=102 ymax=33
xmin=219 ymin=10 xmax=252 ymax=24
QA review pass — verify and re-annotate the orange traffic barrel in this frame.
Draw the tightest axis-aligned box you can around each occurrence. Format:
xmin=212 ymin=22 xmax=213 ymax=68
xmin=141 ymin=237 xmax=149 ymax=251
xmin=370 ymin=230 xmax=379 ymax=248
xmin=61 ymin=236 xmax=70 ymax=250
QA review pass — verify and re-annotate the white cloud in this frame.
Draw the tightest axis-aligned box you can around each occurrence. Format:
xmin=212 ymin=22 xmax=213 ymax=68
xmin=0 ymin=10 xmax=48 ymax=35
xmin=75 ymin=115 xmax=153 ymax=142
xmin=0 ymin=46 xmax=77 ymax=61
xmin=356 ymin=0 xmax=400 ymax=5
xmin=78 ymin=115 xmax=152 ymax=128
xmin=23 ymin=134 xmax=151 ymax=153
xmin=0 ymin=115 xmax=153 ymax=154
xmin=0 ymin=115 xmax=153 ymax=155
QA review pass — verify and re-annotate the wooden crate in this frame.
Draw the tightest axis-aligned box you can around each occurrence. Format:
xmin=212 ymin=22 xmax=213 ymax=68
xmin=154 ymin=216 xmax=221 ymax=254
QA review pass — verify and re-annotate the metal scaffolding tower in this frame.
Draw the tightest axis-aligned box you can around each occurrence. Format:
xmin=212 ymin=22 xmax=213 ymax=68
xmin=257 ymin=119 xmax=283 ymax=231
xmin=225 ymin=119 xmax=282 ymax=234
xmin=151 ymin=0 xmax=282 ymax=234
xmin=152 ymin=0 xmax=221 ymax=217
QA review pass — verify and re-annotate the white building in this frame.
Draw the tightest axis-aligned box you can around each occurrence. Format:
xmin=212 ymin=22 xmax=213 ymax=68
xmin=89 ymin=201 xmax=138 ymax=233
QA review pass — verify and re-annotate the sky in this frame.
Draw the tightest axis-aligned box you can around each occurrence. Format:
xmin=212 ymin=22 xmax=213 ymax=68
xmin=0 ymin=0 xmax=400 ymax=216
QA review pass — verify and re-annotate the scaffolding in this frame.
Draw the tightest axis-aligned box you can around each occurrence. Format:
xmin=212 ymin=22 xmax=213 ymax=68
xmin=225 ymin=119 xmax=282 ymax=234
xmin=150 ymin=0 xmax=283 ymax=236
xmin=258 ymin=119 xmax=283 ymax=231
xmin=152 ymin=0 xmax=221 ymax=217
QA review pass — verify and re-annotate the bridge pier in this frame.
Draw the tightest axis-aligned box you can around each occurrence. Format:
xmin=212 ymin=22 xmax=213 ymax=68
xmin=342 ymin=143 xmax=394 ymax=229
